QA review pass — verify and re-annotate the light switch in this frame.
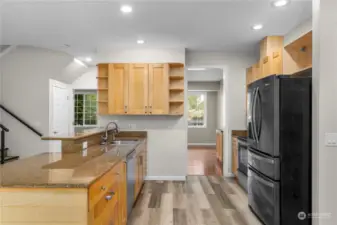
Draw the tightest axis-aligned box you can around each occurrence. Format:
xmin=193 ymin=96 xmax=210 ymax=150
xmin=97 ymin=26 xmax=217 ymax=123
xmin=325 ymin=133 xmax=337 ymax=147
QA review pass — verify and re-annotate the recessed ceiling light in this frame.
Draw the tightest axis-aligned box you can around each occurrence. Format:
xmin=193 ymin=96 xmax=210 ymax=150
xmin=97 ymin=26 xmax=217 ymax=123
xmin=188 ymin=68 xmax=206 ymax=71
xmin=120 ymin=5 xmax=132 ymax=13
xmin=137 ymin=40 xmax=145 ymax=44
xmin=273 ymin=0 xmax=289 ymax=7
xmin=85 ymin=57 xmax=92 ymax=62
xmin=252 ymin=24 xmax=263 ymax=30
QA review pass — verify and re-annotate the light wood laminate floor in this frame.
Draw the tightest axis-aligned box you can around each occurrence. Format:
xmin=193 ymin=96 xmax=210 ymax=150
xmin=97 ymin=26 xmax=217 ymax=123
xmin=128 ymin=176 xmax=262 ymax=225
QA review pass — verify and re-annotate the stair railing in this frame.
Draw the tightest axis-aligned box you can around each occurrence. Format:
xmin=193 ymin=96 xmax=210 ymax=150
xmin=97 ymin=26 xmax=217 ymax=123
xmin=0 ymin=104 xmax=42 ymax=137
xmin=0 ymin=124 xmax=9 ymax=164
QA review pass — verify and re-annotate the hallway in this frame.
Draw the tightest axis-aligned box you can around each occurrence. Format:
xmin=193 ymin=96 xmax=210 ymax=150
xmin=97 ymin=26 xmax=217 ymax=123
xmin=128 ymin=176 xmax=261 ymax=225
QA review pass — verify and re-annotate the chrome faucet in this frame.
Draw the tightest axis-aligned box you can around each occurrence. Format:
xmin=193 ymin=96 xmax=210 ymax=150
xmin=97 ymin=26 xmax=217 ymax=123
xmin=101 ymin=121 xmax=119 ymax=145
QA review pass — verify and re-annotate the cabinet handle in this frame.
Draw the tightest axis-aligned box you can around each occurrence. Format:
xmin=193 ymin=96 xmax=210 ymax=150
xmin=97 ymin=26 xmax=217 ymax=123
xmin=105 ymin=195 xmax=113 ymax=201
xmin=101 ymin=186 xmax=106 ymax=191
xmin=145 ymin=106 xmax=147 ymax=113
xmin=124 ymin=105 xmax=128 ymax=113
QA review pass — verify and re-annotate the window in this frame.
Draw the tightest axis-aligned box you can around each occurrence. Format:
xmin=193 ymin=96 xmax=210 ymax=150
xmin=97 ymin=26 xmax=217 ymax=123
xmin=74 ymin=92 xmax=97 ymax=126
xmin=188 ymin=91 xmax=207 ymax=128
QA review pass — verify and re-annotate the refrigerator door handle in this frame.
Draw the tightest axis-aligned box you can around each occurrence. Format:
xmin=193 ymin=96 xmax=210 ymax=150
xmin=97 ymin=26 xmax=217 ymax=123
xmin=253 ymin=87 xmax=259 ymax=143
xmin=251 ymin=88 xmax=257 ymax=142
xmin=256 ymin=87 xmax=262 ymax=141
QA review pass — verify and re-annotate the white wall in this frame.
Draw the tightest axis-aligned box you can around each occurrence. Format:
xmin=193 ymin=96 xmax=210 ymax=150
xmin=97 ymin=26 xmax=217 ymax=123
xmin=186 ymin=50 xmax=257 ymax=176
xmin=72 ymin=48 xmax=188 ymax=180
xmin=284 ymin=18 xmax=312 ymax=46
xmin=0 ymin=46 xmax=87 ymax=158
xmin=313 ymin=1 xmax=337 ymax=224
xmin=187 ymin=81 xmax=220 ymax=91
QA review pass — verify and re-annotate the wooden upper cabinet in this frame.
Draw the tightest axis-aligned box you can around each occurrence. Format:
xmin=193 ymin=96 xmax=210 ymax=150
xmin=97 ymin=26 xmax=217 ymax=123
xmin=108 ymin=64 xmax=129 ymax=114
xmin=284 ymin=31 xmax=312 ymax=74
xmin=271 ymin=50 xmax=283 ymax=75
xmin=261 ymin=50 xmax=283 ymax=78
xmin=261 ymin=56 xmax=271 ymax=78
xmin=128 ymin=64 xmax=149 ymax=115
xmin=260 ymin=36 xmax=284 ymax=59
xmin=246 ymin=67 xmax=253 ymax=85
xmin=148 ymin=64 xmax=169 ymax=115
xmin=252 ymin=62 xmax=261 ymax=81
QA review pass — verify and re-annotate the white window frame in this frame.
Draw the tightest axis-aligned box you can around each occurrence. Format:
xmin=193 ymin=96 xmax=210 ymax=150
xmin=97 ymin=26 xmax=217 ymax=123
xmin=188 ymin=91 xmax=207 ymax=128
xmin=74 ymin=91 xmax=98 ymax=127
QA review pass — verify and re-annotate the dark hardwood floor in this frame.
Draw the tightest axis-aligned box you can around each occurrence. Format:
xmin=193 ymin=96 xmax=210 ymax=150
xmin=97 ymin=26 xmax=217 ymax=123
xmin=188 ymin=147 xmax=219 ymax=176
xmin=128 ymin=176 xmax=262 ymax=225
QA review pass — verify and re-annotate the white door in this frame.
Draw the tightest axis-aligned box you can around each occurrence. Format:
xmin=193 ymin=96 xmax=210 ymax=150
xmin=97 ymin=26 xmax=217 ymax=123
xmin=51 ymin=83 xmax=69 ymax=136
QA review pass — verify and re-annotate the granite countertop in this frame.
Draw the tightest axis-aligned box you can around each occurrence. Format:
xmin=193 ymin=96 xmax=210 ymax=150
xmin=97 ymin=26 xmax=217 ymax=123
xmin=0 ymin=140 xmax=144 ymax=188
xmin=41 ymin=128 xmax=109 ymax=141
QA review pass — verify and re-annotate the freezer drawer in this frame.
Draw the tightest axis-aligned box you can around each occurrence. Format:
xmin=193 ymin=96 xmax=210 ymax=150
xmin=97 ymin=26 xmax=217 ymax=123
xmin=248 ymin=166 xmax=280 ymax=225
xmin=248 ymin=148 xmax=280 ymax=180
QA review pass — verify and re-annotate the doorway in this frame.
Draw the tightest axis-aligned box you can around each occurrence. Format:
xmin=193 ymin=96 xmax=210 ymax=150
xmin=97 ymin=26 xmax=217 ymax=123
xmin=49 ymin=79 xmax=70 ymax=136
xmin=186 ymin=68 xmax=223 ymax=175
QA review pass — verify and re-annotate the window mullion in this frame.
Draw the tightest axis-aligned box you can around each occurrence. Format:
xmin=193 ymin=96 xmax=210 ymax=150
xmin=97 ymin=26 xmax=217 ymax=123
xmin=83 ymin=94 xmax=86 ymax=126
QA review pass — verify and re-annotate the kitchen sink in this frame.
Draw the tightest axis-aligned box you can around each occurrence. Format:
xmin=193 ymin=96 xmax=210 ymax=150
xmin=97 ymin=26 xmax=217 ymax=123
xmin=110 ymin=140 xmax=139 ymax=145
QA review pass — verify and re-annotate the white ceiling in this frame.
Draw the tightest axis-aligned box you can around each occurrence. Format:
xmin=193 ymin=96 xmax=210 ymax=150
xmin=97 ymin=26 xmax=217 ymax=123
xmin=0 ymin=0 xmax=312 ymax=59
xmin=187 ymin=68 xmax=223 ymax=82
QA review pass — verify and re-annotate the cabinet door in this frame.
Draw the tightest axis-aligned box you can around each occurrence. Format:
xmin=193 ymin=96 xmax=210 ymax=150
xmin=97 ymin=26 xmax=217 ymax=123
xmin=107 ymin=198 xmax=119 ymax=225
xmin=219 ymin=133 xmax=223 ymax=163
xmin=119 ymin=163 xmax=127 ymax=225
xmin=108 ymin=64 xmax=129 ymax=114
xmin=246 ymin=67 xmax=253 ymax=85
xmin=128 ymin=64 xmax=149 ymax=115
xmin=271 ymin=51 xmax=283 ymax=75
xmin=134 ymin=156 xmax=139 ymax=199
xmin=139 ymin=153 xmax=144 ymax=187
xmin=232 ymin=138 xmax=238 ymax=176
xmin=252 ymin=62 xmax=261 ymax=81
xmin=148 ymin=64 xmax=169 ymax=115
xmin=261 ymin=56 xmax=271 ymax=78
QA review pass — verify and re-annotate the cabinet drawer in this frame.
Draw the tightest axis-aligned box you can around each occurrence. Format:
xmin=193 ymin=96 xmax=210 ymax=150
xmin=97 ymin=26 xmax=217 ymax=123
xmin=89 ymin=163 xmax=121 ymax=209
xmin=91 ymin=181 xmax=119 ymax=224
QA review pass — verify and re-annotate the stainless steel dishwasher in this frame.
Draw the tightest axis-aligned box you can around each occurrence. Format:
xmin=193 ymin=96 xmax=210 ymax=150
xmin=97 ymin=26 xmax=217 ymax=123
xmin=126 ymin=150 xmax=136 ymax=216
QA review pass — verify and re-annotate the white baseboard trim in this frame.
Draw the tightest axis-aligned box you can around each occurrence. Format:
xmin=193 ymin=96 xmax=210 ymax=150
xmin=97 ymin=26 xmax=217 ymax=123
xmin=224 ymin=172 xmax=235 ymax=178
xmin=145 ymin=176 xmax=186 ymax=181
xmin=188 ymin=143 xmax=216 ymax=146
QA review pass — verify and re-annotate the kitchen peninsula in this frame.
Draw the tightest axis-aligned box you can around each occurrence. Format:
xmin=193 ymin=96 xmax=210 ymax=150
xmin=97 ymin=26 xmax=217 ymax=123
xmin=0 ymin=129 xmax=147 ymax=225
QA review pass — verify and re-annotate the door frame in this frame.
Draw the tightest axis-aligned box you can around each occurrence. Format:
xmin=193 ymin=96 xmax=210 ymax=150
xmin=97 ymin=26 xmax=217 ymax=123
xmin=49 ymin=79 xmax=71 ymax=136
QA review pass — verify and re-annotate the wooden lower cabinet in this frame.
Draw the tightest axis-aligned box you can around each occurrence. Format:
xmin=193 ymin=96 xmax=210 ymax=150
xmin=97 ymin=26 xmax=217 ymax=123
xmin=88 ymin=162 xmax=125 ymax=225
xmin=135 ymin=148 xmax=145 ymax=199
xmin=232 ymin=137 xmax=238 ymax=177
xmin=216 ymin=130 xmax=223 ymax=163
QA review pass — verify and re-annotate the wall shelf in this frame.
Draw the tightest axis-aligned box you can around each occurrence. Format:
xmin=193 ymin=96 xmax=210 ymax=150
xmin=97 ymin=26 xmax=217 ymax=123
xmin=284 ymin=31 xmax=312 ymax=74
xmin=169 ymin=100 xmax=184 ymax=103
xmin=169 ymin=88 xmax=184 ymax=91
xmin=169 ymin=75 xmax=184 ymax=80
xmin=168 ymin=63 xmax=185 ymax=115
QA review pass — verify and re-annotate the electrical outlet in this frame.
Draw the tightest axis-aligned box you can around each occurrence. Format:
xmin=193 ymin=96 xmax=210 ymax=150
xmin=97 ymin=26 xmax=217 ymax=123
xmin=325 ymin=133 xmax=337 ymax=147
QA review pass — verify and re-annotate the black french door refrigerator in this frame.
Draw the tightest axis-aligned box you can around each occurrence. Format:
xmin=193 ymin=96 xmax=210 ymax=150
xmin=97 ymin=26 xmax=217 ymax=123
xmin=247 ymin=73 xmax=312 ymax=225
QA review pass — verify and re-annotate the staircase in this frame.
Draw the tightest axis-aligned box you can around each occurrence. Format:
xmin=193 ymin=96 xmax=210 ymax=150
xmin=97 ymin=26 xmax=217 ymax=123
xmin=0 ymin=124 xmax=19 ymax=164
